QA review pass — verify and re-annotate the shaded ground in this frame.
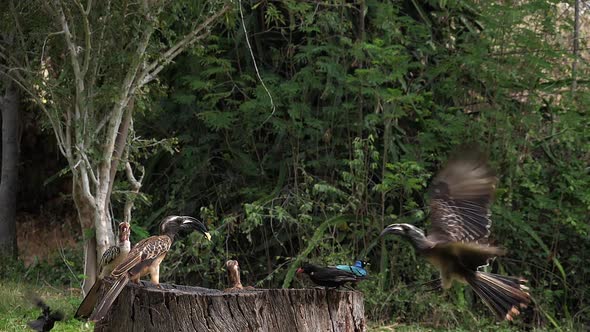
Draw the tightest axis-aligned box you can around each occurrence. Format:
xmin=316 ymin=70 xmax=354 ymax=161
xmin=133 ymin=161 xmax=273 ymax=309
xmin=17 ymin=209 xmax=79 ymax=267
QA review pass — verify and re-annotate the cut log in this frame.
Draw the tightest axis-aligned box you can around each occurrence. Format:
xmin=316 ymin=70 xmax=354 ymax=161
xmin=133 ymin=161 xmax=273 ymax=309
xmin=94 ymin=280 xmax=366 ymax=332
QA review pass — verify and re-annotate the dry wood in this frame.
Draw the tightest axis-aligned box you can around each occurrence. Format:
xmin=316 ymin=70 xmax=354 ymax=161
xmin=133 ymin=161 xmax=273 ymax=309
xmin=224 ymin=260 xmax=254 ymax=292
xmin=94 ymin=280 xmax=366 ymax=332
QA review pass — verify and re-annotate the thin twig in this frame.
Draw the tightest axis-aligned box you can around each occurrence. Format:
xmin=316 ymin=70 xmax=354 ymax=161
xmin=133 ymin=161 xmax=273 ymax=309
xmin=238 ymin=0 xmax=276 ymax=124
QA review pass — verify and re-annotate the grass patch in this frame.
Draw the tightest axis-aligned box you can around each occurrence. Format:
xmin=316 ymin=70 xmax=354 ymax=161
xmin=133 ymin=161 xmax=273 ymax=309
xmin=0 ymin=279 xmax=93 ymax=332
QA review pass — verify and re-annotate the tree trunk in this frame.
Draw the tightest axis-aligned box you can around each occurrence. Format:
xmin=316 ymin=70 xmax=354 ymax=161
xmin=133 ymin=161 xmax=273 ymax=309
xmin=0 ymin=82 xmax=20 ymax=259
xmin=94 ymin=281 xmax=366 ymax=332
xmin=73 ymin=179 xmax=99 ymax=295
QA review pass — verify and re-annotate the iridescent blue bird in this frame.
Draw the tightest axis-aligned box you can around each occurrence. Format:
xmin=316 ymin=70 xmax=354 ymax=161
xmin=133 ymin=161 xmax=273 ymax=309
xmin=335 ymin=260 xmax=368 ymax=278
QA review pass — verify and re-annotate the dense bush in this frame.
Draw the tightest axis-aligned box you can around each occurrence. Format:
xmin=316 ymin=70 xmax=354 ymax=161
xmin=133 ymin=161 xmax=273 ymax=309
xmin=122 ymin=0 xmax=590 ymax=329
xmin=5 ymin=0 xmax=577 ymax=330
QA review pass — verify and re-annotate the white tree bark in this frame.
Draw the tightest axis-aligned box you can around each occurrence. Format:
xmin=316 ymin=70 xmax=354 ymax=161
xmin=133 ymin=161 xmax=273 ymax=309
xmin=1 ymin=0 xmax=231 ymax=295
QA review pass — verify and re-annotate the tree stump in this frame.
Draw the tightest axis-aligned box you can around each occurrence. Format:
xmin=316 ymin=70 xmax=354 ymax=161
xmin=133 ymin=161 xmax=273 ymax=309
xmin=94 ymin=280 xmax=366 ymax=332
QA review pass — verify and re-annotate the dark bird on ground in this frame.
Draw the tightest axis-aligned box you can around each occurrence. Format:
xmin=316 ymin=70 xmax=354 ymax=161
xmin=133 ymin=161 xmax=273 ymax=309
xmin=380 ymin=149 xmax=531 ymax=321
xmin=335 ymin=260 xmax=369 ymax=278
xmin=296 ymin=263 xmax=359 ymax=288
xmin=27 ymin=296 xmax=64 ymax=331
xmin=75 ymin=222 xmax=131 ymax=319
xmin=89 ymin=215 xmax=211 ymax=322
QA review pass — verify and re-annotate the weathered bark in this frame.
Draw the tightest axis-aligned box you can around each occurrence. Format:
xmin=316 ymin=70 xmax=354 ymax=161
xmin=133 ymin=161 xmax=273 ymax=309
xmin=0 ymin=82 xmax=20 ymax=258
xmin=73 ymin=178 xmax=99 ymax=296
xmin=95 ymin=281 xmax=366 ymax=332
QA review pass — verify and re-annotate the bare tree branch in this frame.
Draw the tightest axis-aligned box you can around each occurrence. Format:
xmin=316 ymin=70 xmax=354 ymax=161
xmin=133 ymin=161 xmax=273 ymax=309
xmin=53 ymin=0 xmax=87 ymax=138
xmin=79 ymin=146 xmax=99 ymax=187
xmin=137 ymin=3 xmax=232 ymax=87
xmin=73 ymin=0 xmax=92 ymax=76
xmin=123 ymin=160 xmax=144 ymax=224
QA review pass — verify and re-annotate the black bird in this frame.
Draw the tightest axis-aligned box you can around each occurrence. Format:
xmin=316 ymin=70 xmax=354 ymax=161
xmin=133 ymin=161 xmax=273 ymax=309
xmin=89 ymin=215 xmax=211 ymax=322
xmin=381 ymin=150 xmax=531 ymax=321
xmin=27 ymin=297 xmax=64 ymax=332
xmin=296 ymin=263 xmax=359 ymax=288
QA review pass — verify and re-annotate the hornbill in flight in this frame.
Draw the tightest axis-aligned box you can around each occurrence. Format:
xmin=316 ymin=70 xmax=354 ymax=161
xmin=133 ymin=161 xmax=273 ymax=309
xmin=297 ymin=263 xmax=360 ymax=288
xmin=75 ymin=222 xmax=131 ymax=319
xmin=381 ymin=150 xmax=531 ymax=321
xmin=89 ymin=215 xmax=211 ymax=322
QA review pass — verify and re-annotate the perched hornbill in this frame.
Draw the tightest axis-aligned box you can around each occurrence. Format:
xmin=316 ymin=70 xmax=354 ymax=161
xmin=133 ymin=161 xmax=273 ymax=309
xmin=335 ymin=260 xmax=369 ymax=278
xmin=296 ymin=263 xmax=359 ymax=288
xmin=75 ymin=222 xmax=131 ymax=319
xmin=27 ymin=296 xmax=64 ymax=331
xmin=380 ymin=150 xmax=531 ymax=321
xmin=89 ymin=215 xmax=211 ymax=322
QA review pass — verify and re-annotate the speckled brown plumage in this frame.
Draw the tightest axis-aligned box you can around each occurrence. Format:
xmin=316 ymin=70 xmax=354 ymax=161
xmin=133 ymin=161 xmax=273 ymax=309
xmin=427 ymin=153 xmax=497 ymax=244
xmin=99 ymin=222 xmax=131 ymax=278
xmin=76 ymin=222 xmax=131 ymax=319
xmin=89 ymin=216 xmax=211 ymax=322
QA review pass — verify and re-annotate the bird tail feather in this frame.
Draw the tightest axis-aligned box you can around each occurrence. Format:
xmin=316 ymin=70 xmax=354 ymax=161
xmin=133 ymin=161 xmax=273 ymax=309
xmin=89 ymin=274 xmax=129 ymax=322
xmin=75 ymin=278 xmax=102 ymax=319
xmin=467 ymin=271 xmax=531 ymax=321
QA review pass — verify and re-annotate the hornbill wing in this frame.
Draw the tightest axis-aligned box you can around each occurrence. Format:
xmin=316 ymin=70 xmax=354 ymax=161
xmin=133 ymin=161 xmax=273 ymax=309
xmin=427 ymin=151 xmax=497 ymax=244
xmin=437 ymin=242 xmax=506 ymax=270
xmin=127 ymin=235 xmax=173 ymax=276
xmin=111 ymin=236 xmax=158 ymax=278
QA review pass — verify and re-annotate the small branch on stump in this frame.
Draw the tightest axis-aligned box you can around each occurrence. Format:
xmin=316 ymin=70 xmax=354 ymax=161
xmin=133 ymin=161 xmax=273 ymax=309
xmin=224 ymin=260 xmax=254 ymax=292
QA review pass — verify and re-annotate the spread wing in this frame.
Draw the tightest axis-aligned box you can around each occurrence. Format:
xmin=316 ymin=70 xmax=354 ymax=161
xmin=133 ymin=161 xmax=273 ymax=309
xmin=427 ymin=151 xmax=497 ymax=244
xmin=111 ymin=235 xmax=172 ymax=278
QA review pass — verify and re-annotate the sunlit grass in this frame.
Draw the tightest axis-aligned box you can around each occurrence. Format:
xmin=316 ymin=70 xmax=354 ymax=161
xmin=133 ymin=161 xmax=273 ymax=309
xmin=0 ymin=280 xmax=93 ymax=332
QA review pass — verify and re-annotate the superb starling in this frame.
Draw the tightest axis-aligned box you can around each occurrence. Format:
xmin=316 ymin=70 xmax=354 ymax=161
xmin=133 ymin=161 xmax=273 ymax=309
xmin=296 ymin=263 xmax=359 ymax=288
xmin=335 ymin=260 xmax=368 ymax=278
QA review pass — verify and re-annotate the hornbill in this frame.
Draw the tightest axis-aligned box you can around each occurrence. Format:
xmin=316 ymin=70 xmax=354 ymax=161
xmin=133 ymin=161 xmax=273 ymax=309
xmin=75 ymin=222 xmax=131 ymax=319
xmin=380 ymin=150 xmax=531 ymax=321
xmin=27 ymin=296 xmax=64 ymax=331
xmin=89 ymin=215 xmax=211 ymax=322
xmin=296 ymin=263 xmax=360 ymax=288
xmin=335 ymin=260 xmax=369 ymax=278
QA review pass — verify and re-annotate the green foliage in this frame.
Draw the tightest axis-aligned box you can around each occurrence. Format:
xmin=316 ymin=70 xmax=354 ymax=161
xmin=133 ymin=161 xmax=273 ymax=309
xmin=3 ymin=0 xmax=587 ymax=329
xmin=1 ymin=247 xmax=84 ymax=288
xmin=129 ymin=0 xmax=590 ymax=329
